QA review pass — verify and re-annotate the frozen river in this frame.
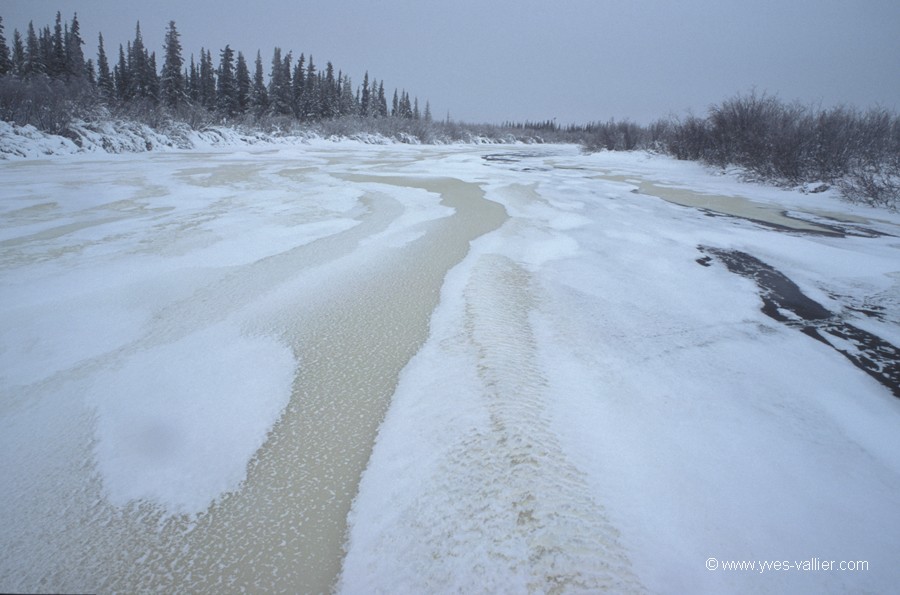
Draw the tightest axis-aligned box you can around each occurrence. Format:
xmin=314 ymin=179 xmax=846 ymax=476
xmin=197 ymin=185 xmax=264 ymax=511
xmin=2 ymin=143 xmax=900 ymax=593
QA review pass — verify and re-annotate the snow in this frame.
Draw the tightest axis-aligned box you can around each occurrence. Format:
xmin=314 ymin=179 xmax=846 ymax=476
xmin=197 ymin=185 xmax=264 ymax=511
xmin=87 ymin=322 xmax=296 ymax=511
xmin=2 ymin=138 xmax=899 ymax=593
xmin=341 ymin=147 xmax=900 ymax=594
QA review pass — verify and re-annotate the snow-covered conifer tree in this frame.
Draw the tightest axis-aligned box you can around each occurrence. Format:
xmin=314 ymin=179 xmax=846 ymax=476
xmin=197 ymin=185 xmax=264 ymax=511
xmin=160 ymin=21 xmax=184 ymax=108
xmin=199 ymin=48 xmax=215 ymax=108
xmin=377 ymin=81 xmax=387 ymax=117
xmin=323 ymin=61 xmax=337 ymax=118
xmin=127 ymin=23 xmax=147 ymax=98
xmin=187 ymin=54 xmax=199 ymax=101
xmin=291 ymin=53 xmax=305 ymax=118
xmin=49 ymin=12 xmax=66 ymax=77
xmin=11 ymin=30 xmax=25 ymax=75
xmin=23 ymin=22 xmax=44 ymax=76
xmin=267 ymin=47 xmax=292 ymax=115
xmin=303 ymin=55 xmax=319 ymax=119
xmin=114 ymin=43 xmax=128 ymax=100
xmin=65 ymin=13 xmax=85 ymax=79
xmin=235 ymin=51 xmax=250 ymax=114
xmin=251 ymin=50 xmax=268 ymax=114
xmin=216 ymin=45 xmax=238 ymax=117
xmin=360 ymin=71 xmax=370 ymax=117
xmin=0 ymin=17 xmax=11 ymax=76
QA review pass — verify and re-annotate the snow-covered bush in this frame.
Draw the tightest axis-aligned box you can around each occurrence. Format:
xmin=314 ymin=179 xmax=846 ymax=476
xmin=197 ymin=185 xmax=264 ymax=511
xmin=645 ymin=92 xmax=900 ymax=210
xmin=839 ymin=162 xmax=900 ymax=211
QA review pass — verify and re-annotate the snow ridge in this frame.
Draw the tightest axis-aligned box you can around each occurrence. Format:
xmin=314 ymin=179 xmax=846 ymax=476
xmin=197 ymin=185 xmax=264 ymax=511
xmin=441 ymin=253 xmax=642 ymax=592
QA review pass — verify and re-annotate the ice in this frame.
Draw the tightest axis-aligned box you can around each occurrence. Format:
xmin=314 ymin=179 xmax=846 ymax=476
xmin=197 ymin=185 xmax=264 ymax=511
xmin=2 ymin=141 xmax=900 ymax=593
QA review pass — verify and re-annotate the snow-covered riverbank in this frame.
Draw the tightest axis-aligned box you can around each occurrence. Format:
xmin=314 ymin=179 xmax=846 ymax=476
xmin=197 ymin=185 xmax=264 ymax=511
xmin=2 ymin=143 xmax=899 ymax=593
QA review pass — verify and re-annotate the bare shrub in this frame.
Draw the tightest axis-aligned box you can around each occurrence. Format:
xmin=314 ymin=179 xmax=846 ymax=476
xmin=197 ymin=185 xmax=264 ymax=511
xmin=580 ymin=119 xmax=647 ymax=152
xmin=645 ymin=91 xmax=900 ymax=209
xmin=839 ymin=161 xmax=900 ymax=210
xmin=666 ymin=114 xmax=712 ymax=161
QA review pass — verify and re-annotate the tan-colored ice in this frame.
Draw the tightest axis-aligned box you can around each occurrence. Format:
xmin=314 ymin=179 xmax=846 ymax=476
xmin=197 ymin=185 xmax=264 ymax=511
xmin=591 ymin=171 xmax=869 ymax=233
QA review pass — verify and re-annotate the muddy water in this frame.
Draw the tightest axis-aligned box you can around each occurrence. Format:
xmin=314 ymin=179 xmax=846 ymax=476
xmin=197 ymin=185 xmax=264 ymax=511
xmin=635 ymin=179 xmax=835 ymax=232
xmin=591 ymin=172 xmax=858 ymax=233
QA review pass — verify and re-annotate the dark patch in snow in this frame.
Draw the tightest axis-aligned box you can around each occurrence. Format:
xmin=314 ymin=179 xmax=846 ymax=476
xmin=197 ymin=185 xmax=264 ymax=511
xmin=780 ymin=211 xmax=890 ymax=239
xmin=700 ymin=209 xmax=847 ymax=237
xmin=482 ymin=152 xmax=548 ymax=162
xmin=481 ymin=152 xmax=553 ymax=172
xmin=482 ymin=153 xmax=521 ymax=163
xmin=700 ymin=246 xmax=900 ymax=399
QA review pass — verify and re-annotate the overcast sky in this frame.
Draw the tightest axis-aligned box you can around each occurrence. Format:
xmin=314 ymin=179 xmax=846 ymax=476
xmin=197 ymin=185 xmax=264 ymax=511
xmin=4 ymin=0 xmax=899 ymax=124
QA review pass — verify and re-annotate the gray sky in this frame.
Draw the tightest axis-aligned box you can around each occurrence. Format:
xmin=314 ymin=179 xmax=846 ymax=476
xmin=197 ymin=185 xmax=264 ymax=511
xmin=3 ymin=0 xmax=899 ymax=124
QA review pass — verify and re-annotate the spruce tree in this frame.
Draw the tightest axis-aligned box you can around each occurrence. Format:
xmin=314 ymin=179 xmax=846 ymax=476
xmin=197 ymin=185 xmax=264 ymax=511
xmin=360 ymin=71 xmax=370 ymax=117
xmin=0 ymin=17 xmax=11 ymax=76
xmin=199 ymin=48 xmax=215 ymax=108
xmin=340 ymin=74 xmax=356 ymax=116
xmin=323 ymin=61 xmax=337 ymax=118
xmin=84 ymin=58 xmax=95 ymax=84
xmin=251 ymin=50 xmax=268 ymax=114
xmin=39 ymin=26 xmax=53 ymax=71
xmin=96 ymin=32 xmax=114 ymax=98
xmin=65 ymin=13 xmax=85 ymax=79
xmin=23 ymin=22 xmax=44 ymax=77
xmin=291 ymin=53 xmax=305 ymax=118
xmin=133 ymin=31 xmax=159 ymax=102
xmin=187 ymin=54 xmax=200 ymax=102
xmin=205 ymin=49 xmax=216 ymax=108
xmin=127 ymin=23 xmax=148 ymax=99
xmin=114 ymin=43 xmax=128 ymax=100
xmin=50 ymin=12 xmax=66 ymax=77
xmin=377 ymin=81 xmax=387 ymax=117
xmin=12 ymin=30 xmax=25 ymax=75
xmin=235 ymin=52 xmax=250 ymax=114
xmin=146 ymin=51 xmax=159 ymax=102
xmin=160 ymin=21 xmax=184 ymax=108
xmin=304 ymin=56 xmax=319 ymax=118
xmin=399 ymin=90 xmax=412 ymax=119
xmin=280 ymin=50 xmax=293 ymax=114
xmin=216 ymin=45 xmax=238 ymax=117
xmin=267 ymin=47 xmax=281 ymax=112
xmin=267 ymin=47 xmax=291 ymax=115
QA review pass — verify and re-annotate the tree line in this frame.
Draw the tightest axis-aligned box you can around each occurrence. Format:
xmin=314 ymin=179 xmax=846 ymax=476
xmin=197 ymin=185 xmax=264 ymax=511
xmin=0 ymin=14 xmax=896 ymax=208
xmin=0 ymin=13 xmax=432 ymax=132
